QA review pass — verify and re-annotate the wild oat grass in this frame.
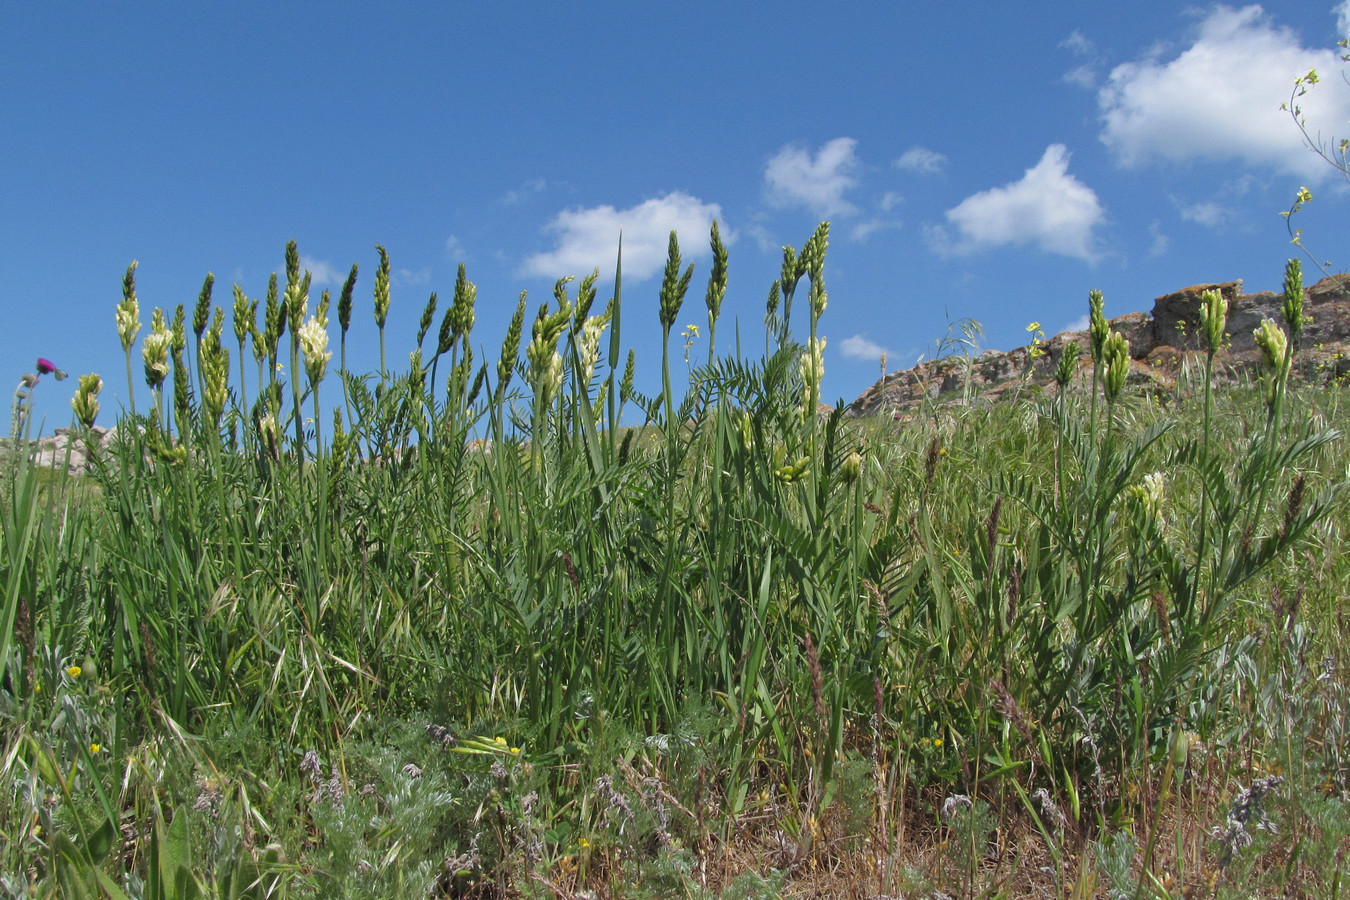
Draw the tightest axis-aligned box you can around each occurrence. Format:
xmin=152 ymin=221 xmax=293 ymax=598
xmin=2 ymin=233 xmax=1349 ymax=898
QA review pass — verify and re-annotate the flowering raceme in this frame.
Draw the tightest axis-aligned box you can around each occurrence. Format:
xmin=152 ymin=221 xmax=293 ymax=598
xmin=299 ymin=317 xmax=331 ymax=384
xmin=799 ymin=336 xmax=826 ymax=412
xmin=142 ymin=308 xmax=171 ymax=388
xmin=577 ymin=313 xmax=612 ymax=387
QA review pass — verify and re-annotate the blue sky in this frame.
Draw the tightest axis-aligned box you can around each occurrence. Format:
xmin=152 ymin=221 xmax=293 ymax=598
xmin=4 ymin=2 xmax=1350 ymax=431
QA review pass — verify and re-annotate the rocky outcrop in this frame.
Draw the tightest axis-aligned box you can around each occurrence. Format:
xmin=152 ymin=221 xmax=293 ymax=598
xmin=2 ymin=426 xmax=117 ymax=476
xmin=848 ymin=275 xmax=1350 ymax=418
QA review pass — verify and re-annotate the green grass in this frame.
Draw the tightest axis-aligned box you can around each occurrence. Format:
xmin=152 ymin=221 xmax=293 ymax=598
xmin=2 ymin=234 xmax=1349 ymax=898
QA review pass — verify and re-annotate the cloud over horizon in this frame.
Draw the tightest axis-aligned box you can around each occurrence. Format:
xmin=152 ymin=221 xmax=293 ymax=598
xmin=521 ymin=192 xmax=725 ymax=282
xmin=765 ymin=137 xmax=861 ymax=218
xmin=929 ymin=144 xmax=1104 ymax=261
xmin=1098 ymin=4 xmax=1350 ymax=180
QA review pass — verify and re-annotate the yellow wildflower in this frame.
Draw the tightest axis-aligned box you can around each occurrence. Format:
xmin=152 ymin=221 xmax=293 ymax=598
xmin=90 ymin=743 xmax=101 ymax=754
xmin=67 ymin=666 xmax=81 ymax=678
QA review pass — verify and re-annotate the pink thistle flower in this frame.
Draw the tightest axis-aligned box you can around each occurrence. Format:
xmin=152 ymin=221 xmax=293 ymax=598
xmin=35 ymin=358 xmax=67 ymax=381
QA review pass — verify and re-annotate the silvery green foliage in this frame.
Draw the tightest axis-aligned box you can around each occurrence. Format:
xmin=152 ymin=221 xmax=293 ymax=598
xmin=1093 ymin=830 xmax=1138 ymax=900
xmin=1212 ymin=775 xmax=1284 ymax=869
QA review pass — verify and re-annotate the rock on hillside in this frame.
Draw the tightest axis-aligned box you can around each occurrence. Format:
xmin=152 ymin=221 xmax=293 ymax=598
xmin=1 ymin=425 xmax=117 ymax=476
xmin=847 ymin=274 xmax=1350 ymax=418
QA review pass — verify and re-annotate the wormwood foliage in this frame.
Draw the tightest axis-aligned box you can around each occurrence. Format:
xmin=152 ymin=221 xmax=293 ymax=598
xmin=2 ymin=233 xmax=1349 ymax=897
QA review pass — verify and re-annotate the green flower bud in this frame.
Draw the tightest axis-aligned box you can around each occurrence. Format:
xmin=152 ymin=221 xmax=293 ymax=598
xmin=1103 ymin=330 xmax=1129 ymax=402
xmin=71 ymin=373 xmax=102 ymax=429
xmin=142 ymin=308 xmax=171 ymax=388
xmin=658 ymin=231 xmax=693 ymax=331
xmin=841 ymin=449 xmax=862 ymax=484
xmin=232 ymin=284 xmax=253 ymax=347
xmin=705 ymin=220 xmax=728 ymax=324
xmin=1281 ymin=258 xmax=1310 ymax=345
xmin=338 ymin=263 xmax=358 ymax=337
xmin=1253 ymin=318 xmax=1290 ymax=374
xmin=1088 ymin=289 xmax=1108 ymax=362
xmin=497 ymin=293 xmax=527 ymax=394
xmin=117 ymin=261 xmax=141 ymax=354
xmin=373 ymin=244 xmax=391 ymax=329
xmin=417 ymin=291 xmax=438 ymax=348
xmin=193 ymin=273 xmax=214 ymax=340
xmin=1198 ymin=288 xmax=1228 ymax=357
xmin=1054 ymin=343 xmax=1081 ymax=388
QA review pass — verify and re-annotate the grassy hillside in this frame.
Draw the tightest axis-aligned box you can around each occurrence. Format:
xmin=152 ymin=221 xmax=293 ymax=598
xmin=2 ymin=231 xmax=1348 ymax=898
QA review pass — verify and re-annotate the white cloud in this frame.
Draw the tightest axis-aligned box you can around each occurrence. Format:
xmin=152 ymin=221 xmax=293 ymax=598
xmin=1148 ymin=220 xmax=1172 ymax=257
xmin=850 ymin=219 xmax=902 ymax=242
xmin=396 ymin=267 xmax=431 ymax=286
xmin=1339 ymin=0 xmax=1350 ymax=37
xmin=521 ymin=192 xmax=725 ymax=281
xmin=1061 ymin=314 xmax=1092 ymax=333
xmin=503 ymin=177 xmax=547 ymax=205
xmin=879 ymin=191 xmax=903 ymax=212
xmin=742 ymin=221 xmax=779 ymax=253
xmin=894 ymin=146 xmax=948 ymax=174
xmin=1063 ymin=65 xmax=1098 ymax=89
xmin=1098 ymin=4 xmax=1350 ymax=180
xmin=765 ymin=137 xmax=861 ymax=218
xmin=1177 ymin=199 xmax=1230 ymax=227
xmin=931 ymin=144 xmax=1104 ymax=261
xmin=1061 ymin=30 xmax=1096 ymax=56
xmin=839 ymin=334 xmax=889 ymax=362
xmin=299 ymin=256 xmax=344 ymax=286
xmin=444 ymin=234 xmax=467 ymax=261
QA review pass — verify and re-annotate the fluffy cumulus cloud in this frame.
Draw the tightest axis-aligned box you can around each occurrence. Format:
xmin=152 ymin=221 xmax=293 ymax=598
xmin=1098 ymin=4 xmax=1350 ymax=180
xmin=765 ymin=137 xmax=861 ymax=218
xmin=839 ymin=334 xmax=890 ymax=362
xmin=894 ymin=146 xmax=948 ymax=174
xmin=521 ymin=192 xmax=724 ymax=282
xmin=929 ymin=145 xmax=1104 ymax=261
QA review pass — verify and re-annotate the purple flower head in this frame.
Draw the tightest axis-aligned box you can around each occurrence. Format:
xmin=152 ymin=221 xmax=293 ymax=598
xmin=35 ymin=358 xmax=67 ymax=380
